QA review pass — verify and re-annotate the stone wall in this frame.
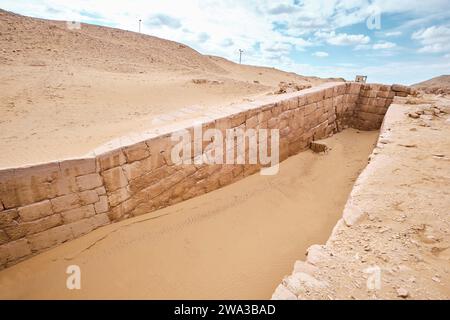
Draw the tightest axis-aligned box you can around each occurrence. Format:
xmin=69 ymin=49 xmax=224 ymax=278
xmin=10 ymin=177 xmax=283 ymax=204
xmin=0 ymin=82 xmax=404 ymax=269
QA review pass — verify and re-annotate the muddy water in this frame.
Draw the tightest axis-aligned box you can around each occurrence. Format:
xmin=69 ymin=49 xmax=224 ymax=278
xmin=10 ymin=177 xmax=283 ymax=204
xmin=0 ymin=129 xmax=378 ymax=299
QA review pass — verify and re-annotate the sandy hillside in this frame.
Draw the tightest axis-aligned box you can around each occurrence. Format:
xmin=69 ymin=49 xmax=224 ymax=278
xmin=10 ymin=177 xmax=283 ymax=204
xmin=413 ymin=75 xmax=450 ymax=95
xmin=0 ymin=9 xmax=336 ymax=168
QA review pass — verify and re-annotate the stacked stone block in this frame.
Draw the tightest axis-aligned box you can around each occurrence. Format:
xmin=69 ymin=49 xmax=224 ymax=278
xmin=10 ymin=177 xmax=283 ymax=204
xmin=0 ymin=82 xmax=401 ymax=269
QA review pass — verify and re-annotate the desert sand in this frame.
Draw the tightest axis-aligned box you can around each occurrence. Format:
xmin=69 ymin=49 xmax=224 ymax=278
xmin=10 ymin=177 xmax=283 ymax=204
xmin=0 ymin=9 xmax=337 ymax=168
xmin=0 ymin=129 xmax=378 ymax=299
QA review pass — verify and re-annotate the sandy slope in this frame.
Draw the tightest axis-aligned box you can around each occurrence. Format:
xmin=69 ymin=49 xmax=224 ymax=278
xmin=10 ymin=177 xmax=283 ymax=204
xmin=0 ymin=129 xmax=377 ymax=299
xmin=0 ymin=9 xmax=336 ymax=167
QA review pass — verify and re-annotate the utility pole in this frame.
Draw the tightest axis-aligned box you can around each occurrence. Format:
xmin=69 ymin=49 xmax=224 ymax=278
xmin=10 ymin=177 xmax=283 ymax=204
xmin=139 ymin=19 xmax=142 ymax=33
xmin=238 ymin=49 xmax=243 ymax=64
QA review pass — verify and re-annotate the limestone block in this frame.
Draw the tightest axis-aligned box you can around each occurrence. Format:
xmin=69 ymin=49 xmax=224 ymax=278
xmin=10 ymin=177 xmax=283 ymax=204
xmin=297 ymin=95 xmax=307 ymax=108
xmin=78 ymin=189 xmax=99 ymax=205
xmin=334 ymin=95 xmax=344 ymax=108
xmin=359 ymin=103 xmax=373 ymax=114
xmin=131 ymin=199 xmax=157 ymax=217
xmin=8 ymin=214 xmax=63 ymax=239
xmin=122 ymin=142 xmax=150 ymax=162
xmin=61 ymin=205 xmax=95 ymax=224
xmin=334 ymin=84 xmax=346 ymax=95
xmin=280 ymin=99 xmax=292 ymax=111
xmin=230 ymin=112 xmax=246 ymax=127
xmin=257 ymin=109 xmax=272 ymax=123
xmin=95 ymin=186 xmax=106 ymax=195
xmin=391 ymin=84 xmax=410 ymax=93
xmin=51 ymin=193 xmax=80 ymax=213
xmin=108 ymin=187 xmax=130 ymax=207
xmin=107 ymin=198 xmax=137 ymax=221
xmin=67 ymin=214 xmax=110 ymax=238
xmin=0 ymin=163 xmax=69 ymax=209
xmin=101 ymin=166 xmax=128 ymax=192
xmin=128 ymin=165 xmax=175 ymax=194
xmin=306 ymin=244 xmax=329 ymax=266
xmin=59 ymin=158 xmax=96 ymax=177
xmin=97 ymin=149 xmax=126 ymax=171
xmin=245 ymin=115 xmax=258 ymax=129
xmin=306 ymin=90 xmax=325 ymax=104
xmin=94 ymin=196 xmax=109 ymax=214
xmin=348 ymin=94 xmax=360 ymax=104
xmin=76 ymin=173 xmax=103 ymax=191
xmin=324 ymin=87 xmax=334 ymax=99
xmin=359 ymin=111 xmax=383 ymax=123
xmin=146 ymin=135 xmax=174 ymax=168
xmin=90 ymin=212 xmax=110 ymax=228
xmin=122 ymin=157 xmax=153 ymax=181
xmin=27 ymin=224 xmax=73 ymax=252
xmin=293 ymin=260 xmax=319 ymax=275
xmin=349 ymin=82 xmax=362 ymax=94
xmin=272 ymin=103 xmax=284 ymax=116
xmin=67 ymin=218 xmax=95 ymax=238
xmin=283 ymin=272 xmax=328 ymax=295
xmin=271 ymin=284 xmax=297 ymax=300
xmin=376 ymin=91 xmax=390 ymax=98
xmin=267 ymin=117 xmax=279 ymax=129
xmin=0 ymin=208 xmax=18 ymax=228
xmin=17 ymin=200 xmax=53 ymax=222
xmin=0 ymin=239 xmax=31 ymax=267
xmin=218 ymin=169 xmax=234 ymax=187
xmin=214 ymin=116 xmax=232 ymax=131
xmin=0 ymin=230 xmax=9 ymax=245
xmin=304 ymin=103 xmax=316 ymax=116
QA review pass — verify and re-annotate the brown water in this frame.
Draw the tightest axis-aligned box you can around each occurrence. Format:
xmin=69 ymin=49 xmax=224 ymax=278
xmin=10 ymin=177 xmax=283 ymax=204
xmin=0 ymin=129 xmax=378 ymax=299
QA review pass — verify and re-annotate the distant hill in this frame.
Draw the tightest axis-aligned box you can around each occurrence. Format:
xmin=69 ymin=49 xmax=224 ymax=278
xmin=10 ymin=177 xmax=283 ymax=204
xmin=413 ymin=75 xmax=450 ymax=94
xmin=0 ymin=8 xmax=338 ymax=166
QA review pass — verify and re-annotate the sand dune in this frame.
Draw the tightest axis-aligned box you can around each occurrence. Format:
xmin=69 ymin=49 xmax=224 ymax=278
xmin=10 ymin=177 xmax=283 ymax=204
xmin=0 ymin=9 xmax=338 ymax=167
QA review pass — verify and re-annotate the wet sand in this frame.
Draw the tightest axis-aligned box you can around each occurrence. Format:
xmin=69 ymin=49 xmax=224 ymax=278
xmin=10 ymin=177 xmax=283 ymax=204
xmin=0 ymin=129 xmax=378 ymax=299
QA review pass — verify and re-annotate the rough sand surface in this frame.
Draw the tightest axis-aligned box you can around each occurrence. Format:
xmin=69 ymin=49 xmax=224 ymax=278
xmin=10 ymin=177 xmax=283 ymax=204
xmin=0 ymin=9 xmax=334 ymax=167
xmin=273 ymin=97 xmax=450 ymax=300
xmin=0 ymin=129 xmax=377 ymax=299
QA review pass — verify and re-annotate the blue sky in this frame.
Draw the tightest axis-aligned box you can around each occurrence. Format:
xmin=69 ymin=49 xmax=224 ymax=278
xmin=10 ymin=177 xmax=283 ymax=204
xmin=1 ymin=0 xmax=449 ymax=84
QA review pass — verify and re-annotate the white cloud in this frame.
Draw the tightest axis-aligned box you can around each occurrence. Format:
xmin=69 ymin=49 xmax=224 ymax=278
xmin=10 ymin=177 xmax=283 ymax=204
xmin=372 ymin=41 xmax=396 ymax=49
xmin=384 ymin=31 xmax=402 ymax=37
xmin=315 ymin=31 xmax=370 ymax=46
xmin=412 ymin=25 xmax=450 ymax=53
xmin=312 ymin=51 xmax=329 ymax=57
xmin=145 ymin=14 xmax=181 ymax=29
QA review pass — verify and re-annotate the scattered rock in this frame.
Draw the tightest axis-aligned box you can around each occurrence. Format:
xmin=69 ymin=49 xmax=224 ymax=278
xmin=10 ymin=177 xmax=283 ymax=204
xmin=408 ymin=112 xmax=420 ymax=119
xmin=275 ymin=82 xmax=311 ymax=94
xmin=431 ymin=276 xmax=441 ymax=283
xmin=420 ymin=115 xmax=433 ymax=121
xmin=398 ymin=143 xmax=417 ymax=148
xmin=396 ymin=287 xmax=409 ymax=298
